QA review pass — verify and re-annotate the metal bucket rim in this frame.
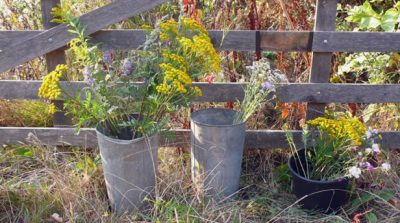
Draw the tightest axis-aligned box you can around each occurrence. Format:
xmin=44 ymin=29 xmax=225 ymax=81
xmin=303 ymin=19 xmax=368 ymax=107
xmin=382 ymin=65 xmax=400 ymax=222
xmin=96 ymin=127 xmax=158 ymax=145
xmin=191 ymin=108 xmax=245 ymax=127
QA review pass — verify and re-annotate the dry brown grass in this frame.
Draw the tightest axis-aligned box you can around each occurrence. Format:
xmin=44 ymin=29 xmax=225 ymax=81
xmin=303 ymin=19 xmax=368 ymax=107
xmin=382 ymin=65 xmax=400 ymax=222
xmin=0 ymin=142 xmax=399 ymax=223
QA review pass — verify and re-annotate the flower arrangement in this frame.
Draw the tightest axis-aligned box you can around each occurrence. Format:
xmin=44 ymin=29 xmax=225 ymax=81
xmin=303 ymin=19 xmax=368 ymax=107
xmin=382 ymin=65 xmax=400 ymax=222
xmin=234 ymin=58 xmax=288 ymax=124
xmin=38 ymin=6 xmax=221 ymax=139
xmin=286 ymin=114 xmax=391 ymax=181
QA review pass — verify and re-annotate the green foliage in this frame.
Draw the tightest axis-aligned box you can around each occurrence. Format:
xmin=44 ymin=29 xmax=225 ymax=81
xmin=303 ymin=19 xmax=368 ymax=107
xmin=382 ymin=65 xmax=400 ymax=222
xmin=347 ymin=1 xmax=400 ymax=31
xmin=154 ymin=198 xmax=199 ymax=222
xmin=341 ymin=1 xmax=400 ymax=131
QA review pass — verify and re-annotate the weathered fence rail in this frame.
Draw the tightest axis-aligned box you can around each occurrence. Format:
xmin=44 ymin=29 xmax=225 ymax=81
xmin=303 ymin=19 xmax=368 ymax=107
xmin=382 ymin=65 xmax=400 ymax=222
xmin=3 ymin=30 xmax=400 ymax=52
xmin=1 ymin=0 xmax=400 ymax=149
xmin=2 ymin=81 xmax=400 ymax=103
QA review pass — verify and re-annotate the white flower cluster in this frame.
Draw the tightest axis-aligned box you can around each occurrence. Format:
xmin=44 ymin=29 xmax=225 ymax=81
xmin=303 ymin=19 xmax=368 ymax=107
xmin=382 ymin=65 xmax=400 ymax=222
xmin=245 ymin=58 xmax=288 ymax=85
xmin=349 ymin=166 xmax=362 ymax=178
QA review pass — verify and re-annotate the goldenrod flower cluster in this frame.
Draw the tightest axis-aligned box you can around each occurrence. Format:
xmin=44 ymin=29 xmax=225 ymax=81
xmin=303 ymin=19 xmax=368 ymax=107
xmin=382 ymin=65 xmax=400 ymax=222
xmin=156 ymin=18 xmax=222 ymax=99
xmin=156 ymin=83 xmax=172 ymax=95
xmin=48 ymin=103 xmax=57 ymax=114
xmin=307 ymin=117 xmax=367 ymax=146
xmin=161 ymin=52 xmax=187 ymax=69
xmin=156 ymin=63 xmax=193 ymax=95
xmin=159 ymin=20 xmax=179 ymax=41
xmin=38 ymin=64 xmax=68 ymax=100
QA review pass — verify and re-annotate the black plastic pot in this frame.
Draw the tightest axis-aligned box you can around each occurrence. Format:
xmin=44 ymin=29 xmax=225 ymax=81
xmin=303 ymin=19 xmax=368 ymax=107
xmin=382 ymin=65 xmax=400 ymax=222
xmin=288 ymin=149 xmax=350 ymax=213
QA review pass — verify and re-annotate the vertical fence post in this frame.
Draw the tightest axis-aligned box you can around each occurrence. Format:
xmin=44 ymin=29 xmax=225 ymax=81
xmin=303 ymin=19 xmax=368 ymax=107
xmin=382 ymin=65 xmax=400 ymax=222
xmin=306 ymin=0 xmax=338 ymax=120
xmin=41 ymin=0 xmax=72 ymax=127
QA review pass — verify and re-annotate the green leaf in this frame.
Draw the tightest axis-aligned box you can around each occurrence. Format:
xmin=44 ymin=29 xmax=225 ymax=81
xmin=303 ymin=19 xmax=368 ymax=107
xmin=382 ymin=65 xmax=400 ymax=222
xmin=346 ymin=1 xmax=381 ymax=30
xmin=362 ymin=1 xmax=380 ymax=18
xmin=381 ymin=8 xmax=399 ymax=32
xmin=378 ymin=189 xmax=396 ymax=201
xmin=360 ymin=16 xmax=381 ymax=29
xmin=14 ymin=147 xmax=33 ymax=157
xmin=365 ymin=212 xmax=378 ymax=223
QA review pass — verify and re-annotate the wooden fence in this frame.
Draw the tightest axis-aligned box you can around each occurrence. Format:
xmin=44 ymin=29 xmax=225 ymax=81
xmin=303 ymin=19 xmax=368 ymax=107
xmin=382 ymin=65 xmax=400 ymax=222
xmin=1 ymin=0 xmax=400 ymax=149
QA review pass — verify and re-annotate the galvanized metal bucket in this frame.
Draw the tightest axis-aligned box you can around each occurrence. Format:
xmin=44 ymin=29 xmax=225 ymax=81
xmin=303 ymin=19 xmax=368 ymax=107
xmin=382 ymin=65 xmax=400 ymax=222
xmin=190 ymin=108 xmax=246 ymax=198
xmin=96 ymin=128 xmax=159 ymax=213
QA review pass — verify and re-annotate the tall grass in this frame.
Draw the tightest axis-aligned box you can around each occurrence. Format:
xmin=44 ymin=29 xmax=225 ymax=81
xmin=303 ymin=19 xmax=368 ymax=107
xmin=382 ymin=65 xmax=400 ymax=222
xmin=1 ymin=142 xmax=399 ymax=222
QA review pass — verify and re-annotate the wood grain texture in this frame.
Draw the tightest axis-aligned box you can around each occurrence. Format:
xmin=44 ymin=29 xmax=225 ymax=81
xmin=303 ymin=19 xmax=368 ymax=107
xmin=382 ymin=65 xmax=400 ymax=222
xmin=3 ymin=81 xmax=400 ymax=103
xmin=259 ymin=31 xmax=312 ymax=52
xmin=0 ymin=31 xmax=39 ymax=49
xmin=0 ymin=30 xmax=313 ymax=53
xmin=0 ymin=0 xmax=167 ymax=73
xmin=0 ymin=127 xmax=304 ymax=149
xmin=4 ymin=30 xmax=400 ymax=52
xmin=1 ymin=127 xmax=399 ymax=149
xmin=313 ymin=31 xmax=400 ymax=52
xmin=277 ymin=83 xmax=400 ymax=103
xmin=93 ymin=30 xmax=258 ymax=51
xmin=306 ymin=0 xmax=338 ymax=120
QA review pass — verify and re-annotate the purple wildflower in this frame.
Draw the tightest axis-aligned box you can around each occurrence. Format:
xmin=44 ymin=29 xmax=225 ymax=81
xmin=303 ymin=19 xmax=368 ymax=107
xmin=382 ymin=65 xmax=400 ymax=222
xmin=352 ymin=146 xmax=360 ymax=151
xmin=262 ymin=82 xmax=274 ymax=91
xmin=360 ymin=162 xmax=374 ymax=171
xmin=372 ymin=144 xmax=380 ymax=154
xmin=358 ymin=152 xmax=363 ymax=161
xmin=366 ymin=162 xmax=374 ymax=171
xmin=122 ymin=58 xmax=133 ymax=76
xmin=103 ymin=51 xmax=112 ymax=65
xmin=359 ymin=162 xmax=368 ymax=169
xmin=366 ymin=128 xmax=378 ymax=139
xmin=83 ymin=65 xmax=94 ymax=86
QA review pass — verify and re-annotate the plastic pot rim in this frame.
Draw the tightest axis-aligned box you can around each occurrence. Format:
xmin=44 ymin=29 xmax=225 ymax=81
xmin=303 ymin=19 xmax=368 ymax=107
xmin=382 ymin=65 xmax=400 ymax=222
xmin=191 ymin=108 xmax=245 ymax=127
xmin=288 ymin=148 xmax=350 ymax=185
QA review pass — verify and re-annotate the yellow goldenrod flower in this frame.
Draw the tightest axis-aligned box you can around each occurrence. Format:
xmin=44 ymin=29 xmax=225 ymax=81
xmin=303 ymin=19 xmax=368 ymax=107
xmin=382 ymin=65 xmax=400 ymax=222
xmin=194 ymin=86 xmax=202 ymax=96
xmin=39 ymin=64 xmax=68 ymax=100
xmin=156 ymin=83 xmax=172 ymax=95
xmin=307 ymin=117 xmax=366 ymax=146
xmin=48 ymin=103 xmax=57 ymax=114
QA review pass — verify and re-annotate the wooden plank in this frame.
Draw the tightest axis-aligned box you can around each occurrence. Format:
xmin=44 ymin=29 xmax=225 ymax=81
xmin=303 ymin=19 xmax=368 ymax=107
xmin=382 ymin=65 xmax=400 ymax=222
xmin=0 ymin=0 xmax=167 ymax=73
xmin=41 ymin=0 xmax=72 ymax=127
xmin=0 ymin=30 xmax=257 ymax=52
xmin=208 ymin=30 xmax=257 ymax=51
xmin=1 ymin=127 xmax=399 ymax=149
xmin=0 ymin=80 xmax=243 ymax=102
xmin=0 ymin=31 xmax=40 ymax=49
xmin=313 ymin=31 xmax=400 ymax=52
xmin=306 ymin=0 xmax=338 ymax=120
xmin=5 ymin=30 xmax=400 ymax=52
xmin=92 ymin=30 xmax=258 ymax=51
xmin=3 ymin=81 xmax=400 ymax=103
xmin=277 ymin=83 xmax=400 ymax=103
xmin=259 ymin=31 xmax=312 ymax=52
xmin=0 ymin=127 xmax=303 ymax=149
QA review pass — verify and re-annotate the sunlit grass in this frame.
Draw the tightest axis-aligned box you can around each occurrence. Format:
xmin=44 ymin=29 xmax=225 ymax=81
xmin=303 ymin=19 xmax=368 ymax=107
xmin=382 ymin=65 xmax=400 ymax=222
xmin=0 ymin=143 xmax=399 ymax=222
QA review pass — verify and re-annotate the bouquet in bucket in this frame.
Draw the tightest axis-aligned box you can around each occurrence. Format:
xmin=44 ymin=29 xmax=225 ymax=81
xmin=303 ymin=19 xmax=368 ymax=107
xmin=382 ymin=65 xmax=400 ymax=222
xmin=285 ymin=113 xmax=391 ymax=212
xmin=38 ymin=6 xmax=221 ymax=140
xmin=38 ymin=6 xmax=222 ymax=213
xmin=190 ymin=58 xmax=288 ymax=198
